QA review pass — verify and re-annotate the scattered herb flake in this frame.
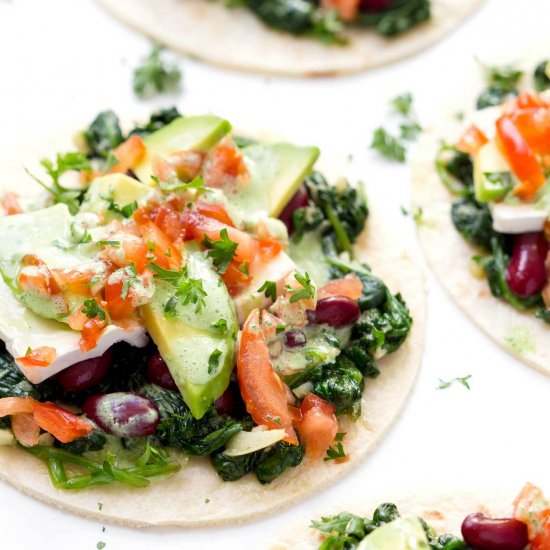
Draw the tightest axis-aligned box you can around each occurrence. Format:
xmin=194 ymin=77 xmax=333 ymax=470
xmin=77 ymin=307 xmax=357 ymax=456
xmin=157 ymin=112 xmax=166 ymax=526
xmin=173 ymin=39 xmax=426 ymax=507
xmin=96 ymin=240 xmax=121 ymax=247
xmin=133 ymin=45 xmax=182 ymax=99
xmin=208 ymin=348 xmax=222 ymax=374
xmin=391 ymin=92 xmax=413 ymax=116
xmin=82 ymin=299 xmax=107 ymax=321
xmin=211 ymin=319 xmax=227 ymax=330
xmin=204 ymin=228 xmax=238 ymax=274
xmin=370 ymin=127 xmax=406 ymax=162
xmin=287 ymin=272 xmax=315 ymax=304
xmin=257 ymin=280 xmax=277 ymax=301
xmin=324 ymin=442 xmax=346 ymax=462
xmin=437 ymin=375 xmax=472 ymax=390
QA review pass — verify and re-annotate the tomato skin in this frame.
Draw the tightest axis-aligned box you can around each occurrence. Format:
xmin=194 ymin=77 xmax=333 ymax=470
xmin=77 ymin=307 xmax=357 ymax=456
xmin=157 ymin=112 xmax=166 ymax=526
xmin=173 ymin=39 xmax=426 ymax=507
xmin=510 ymin=107 xmax=550 ymax=156
xmin=321 ymin=0 xmax=360 ymax=20
xmin=237 ymin=309 xmax=298 ymax=444
xmin=108 ymin=135 xmax=146 ymax=174
xmin=11 ymin=413 xmax=40 ymax=447
xmin=297 ymin=393 xmax=338 ymax=460
xmin=318 ymin=274 xmax=363 ymax=301
xmin=33 ymin=402 xmax=93 ymax=443
xmin=221 ymin=262 xmax=251 ymax=297
xmin=196 ymin=202 xmax=234 ymax=226
xmin=496 ymin=115 xmax=545 ymax=200
xmin=2 ymin=192 xmax=22 ymax=216
xmin=80 ymin=316 xmax=107 ymax=352
xmin=0 ymin=396 xmax=36 ymax=416
xmin=456 ymin=124 xmax=489 ymax=155
xmin=104 ymin=277 xmax=135 ymax=320
xmin=16 ymin=346 xmax=57 ymax=368
xmin=136 ymin=220 xmax=182 ymax=270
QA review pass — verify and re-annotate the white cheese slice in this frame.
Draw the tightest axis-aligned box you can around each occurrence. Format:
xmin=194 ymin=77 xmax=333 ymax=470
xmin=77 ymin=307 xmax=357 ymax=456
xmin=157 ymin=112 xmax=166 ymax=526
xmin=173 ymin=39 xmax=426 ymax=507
xmin=490 ymin=202 xmax=547 ymax=234
xmin=469 ymin=105 xmax=503 ymax=140
xmin=223 ymin=426 xmax=286 ymax=457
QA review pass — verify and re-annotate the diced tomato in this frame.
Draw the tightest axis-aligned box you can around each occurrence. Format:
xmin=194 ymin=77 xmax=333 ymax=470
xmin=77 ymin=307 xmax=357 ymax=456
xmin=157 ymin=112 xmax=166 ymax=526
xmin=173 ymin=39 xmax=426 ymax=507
xmin=515 ymin=91 xmax=550 ymax=110
xmin=80 ymin=316 xmax=107 ymax=352
xmin=456 ymin=124 xmax=489 ymax=155
xmin=259 ymin=311 xmax=284 ymax=341
xmin=321 ymin=0 xmax=359 ymax=20
xmin=11 ymin=413 xmax=40 ymax=447
xmin=496 ymin=115 xmax=546 ymax=201
xmin=108 ymin=135 xmax=146 ymax=174
xmin=104 ymin=276 xmax=136 ymax=320
xmin=152 ymin=150 xmax=206 ymax=183
xmin=221 ymin=261 xmax=251 ymax=297
xmin=185 ymin=211 xmax=258 ymax=264
xmin=68 ymin=307 xmax=88 ymax=331
xmin=510 ymin=107 xmax=550 ymax=156
xmin=196 ymin=202 xmax=234 ymax=226
xmin=33 ymin=402 xmax=93 ymax=444
xmin=18 ymin=254 xmax=63 ymax=297
xmin=136 ymin=220 xmax=182 ymax=270
xmin=237 ymin=309 xmax=298 ymax=444
xmin=318 ymin=274 xmax=363 ymax=301
xmin=0 ymin=396 xmax=36 ymax=416
xmin=53 ymin=267 xmax=96 ymax=295
xmin=154 ymin=205 xmax=186 ymax=246
xmin=1 ymin=192 xmax=22 ymax=216
xmin=297 ymin=393 xmax=338 ymax=460
xmin=203 ymin=141 xmax=249 ymax=190
xmin=514 ymin=483 xmax=550 ymax=549
xmin=255 ymin=220 xmax=283 ymax=261
xmin=16 ymin=346 xmax=57 ymax=368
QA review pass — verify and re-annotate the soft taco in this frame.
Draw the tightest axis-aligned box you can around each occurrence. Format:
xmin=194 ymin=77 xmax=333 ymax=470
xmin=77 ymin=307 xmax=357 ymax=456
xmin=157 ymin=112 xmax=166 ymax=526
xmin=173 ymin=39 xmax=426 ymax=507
xmin=0 ymin=108 xmax=425 ymax=525
xmin=413 ymin=56 xmax=550 ymax=373
xmin=97 ymin=0 xmax=482 ymax=76
xmin=270 ymin=482 xmax=550 ymax=550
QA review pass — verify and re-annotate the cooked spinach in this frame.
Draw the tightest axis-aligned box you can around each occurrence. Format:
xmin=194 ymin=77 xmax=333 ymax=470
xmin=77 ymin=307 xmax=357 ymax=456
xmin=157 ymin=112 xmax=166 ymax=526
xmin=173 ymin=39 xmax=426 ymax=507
xmin=357 ymin=0 xmax=430 ymax=37
xmin=451 ymin=197 xmax=495 ymax=250
xmin=435 ymin=144 xmax=474 ymax=197
xmin=84 ymin=110 xmax=125 ymax=158
xmin=476 ymin=64 xmax=523 ymax=109
xmin=534 ymin=60 xmax=550 ymax=92
xmin=56 ymin=431 xmax=107 ymax=455
xmin=128 ymin=107 xmax=182 ymax=138
xmin=133 ymin=45 xmax=182 ymax=99
xmin=0 ymin=342 xmax=41 ymax=400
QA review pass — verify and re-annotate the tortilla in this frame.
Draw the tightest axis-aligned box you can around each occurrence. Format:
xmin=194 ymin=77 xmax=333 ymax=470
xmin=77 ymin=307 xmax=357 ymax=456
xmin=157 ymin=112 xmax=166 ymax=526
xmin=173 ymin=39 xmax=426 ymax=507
xmin=0 ymin=127 xmax=426 ymax=526
xmin=268 ymin=488 xmax=516 ymax=549
xmin=412 ymin=109 xmax=550 ymax=374
xmin=96 ymin=0 xmax=482 ymax=77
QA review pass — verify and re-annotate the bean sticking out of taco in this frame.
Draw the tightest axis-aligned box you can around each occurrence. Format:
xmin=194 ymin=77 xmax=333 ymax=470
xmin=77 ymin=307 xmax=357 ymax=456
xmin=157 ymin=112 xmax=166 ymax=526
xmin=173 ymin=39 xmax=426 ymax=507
xmin=0 ymin=108 xmax=425 ymax=526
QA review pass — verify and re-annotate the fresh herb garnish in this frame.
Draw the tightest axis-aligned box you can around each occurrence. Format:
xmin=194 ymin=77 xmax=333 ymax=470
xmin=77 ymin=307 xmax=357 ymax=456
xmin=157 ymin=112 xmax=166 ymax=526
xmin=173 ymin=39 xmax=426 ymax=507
xmin=204 ymin=229 xmax=238 ymax=274
xmin=96 ymin=240 xmax=121 ymax=247
xmin=257 ymin=280 xmax=277 ymax=301
xmin=97 ymin=543 xmax=106 ymax=550
xmin=324 ymin=441 xmax=346 ymax=461
xmin=211 ymin=319 xmax=227 ymax=330
xmin=391 ymin=92 xmax=413 ymax=116
xmin=437 ymin=374 xmax=472 ymax=390
xmin=400 ymin=205 xmax=423 ymax=223
xmin=25 ymin=152 xmax=91 ymax=214
xmin=371 ymin=127 xmax=406 ymax=162
xmin=287 ymin=272 xmax=315 ymax=304
xmin=82 ymin=299 xmax=107 ymax=321
xmin=399 ymin=121 xmax=422 ymax=141
xmin=120 ymin=264 xmax=138 ymax=300
xmin=53 ymin=228 xmax=92 ymax=250
xmin=103 ymin=196 xmax=138 ymax=218
xmin=159 ymin=176 xmax=208 ymax=194
xmin=133 ymin=45 xmax=182 ymax=99
xmin=208 ymin=349 xmax=223 ymax=374
xmin=476 ymin=62 xmax=523 ymax=109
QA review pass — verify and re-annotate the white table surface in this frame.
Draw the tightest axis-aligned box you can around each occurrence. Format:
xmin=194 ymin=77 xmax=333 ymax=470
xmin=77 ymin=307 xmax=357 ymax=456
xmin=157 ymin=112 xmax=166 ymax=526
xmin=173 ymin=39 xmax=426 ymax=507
xmin=0 ymin=0 xmax=549 ymax=548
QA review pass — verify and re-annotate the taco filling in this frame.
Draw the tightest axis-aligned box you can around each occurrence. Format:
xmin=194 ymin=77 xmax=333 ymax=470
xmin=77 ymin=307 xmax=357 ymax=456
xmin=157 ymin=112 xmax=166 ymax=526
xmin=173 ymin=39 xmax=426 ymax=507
xmin=435 ymin=59 xmax=550 ymax=324
xmin=0 ymin=108 xmax=413 ymax=491
xmin=302 ymin=482 xmax=550 ymax=550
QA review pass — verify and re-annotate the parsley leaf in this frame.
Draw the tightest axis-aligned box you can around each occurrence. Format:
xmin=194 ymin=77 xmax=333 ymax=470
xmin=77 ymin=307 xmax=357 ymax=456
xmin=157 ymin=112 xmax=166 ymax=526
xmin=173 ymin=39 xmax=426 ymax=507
xmin=96 ymin=240 xmax=121 ymax=247
xmin=437 ymin=375 xmax=472 ymax=390
xmin=370 ymin=127 xmax=406 ymax=162
xmin=25 ymin=152 xmax=91 ymax=214
xmin=400 ymin=121 xmax=422 ymax=141
xmin=204 ymin=228 xmax=238 ymax=274
xmin=257 ymin=280 xmax=277 ymax=301
xmin=391 ymin=92 xmax=413 ymax=116
xmin=120 ymin=264 xmax=138 ymax=300
xmin=82 ymin=299 xmax=107 ymax=321
xmin=287 ymin=272 xmax=315 ymax=304
xmin=211 ymin=319 xmax=227 ymax=330
xmin=133 ymin=45 xmax=182 ymax=99
xmin=103 ymin=196 xmax=138 ymax=218
xmin=208 ymin=348 xmax=222 ymax=374
xmin=324 ymin=441 xmax=346 ymax=461
xmin=159 ymin=176 xmax=208 ymax=194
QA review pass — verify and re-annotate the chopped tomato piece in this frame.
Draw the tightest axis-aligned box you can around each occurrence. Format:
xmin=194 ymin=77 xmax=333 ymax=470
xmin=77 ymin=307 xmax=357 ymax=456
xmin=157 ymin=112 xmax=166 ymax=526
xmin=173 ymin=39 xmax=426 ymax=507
xmin=321 ymin=0 xmax=360 ymax=20
xmin=318 ymin=274 xmax=363 ymax=301
xmin=255 ymin=220 xmax=283 ymax=261
xmin=221 ymin=261 xmax=251 ymax=297
xmin=515 ymin=91 xmax=550 ymax=109
xmin=0 ymin=396 xmax=36 ymax=416
xmin=68 ymin=307 xmax=88 ymax=331
xmin=514 ymin=483 xmax=550 ymax=549
xmin=80 ymin=316 xmax=107 ymax=352
xmin=196 ymin=202 xmax=234 ymax=226
xmin=1 ymin=192 xmax=22 ymax=215
xmin=259 ymin=311 xmax=284 ymax=341
xmin=53 ymin=267 xmax=97 ymax=295
xmin=33 ymin=402 xmax=93 ymax=444
xmin=237 ymin=309 xmax=298 ymax=444
xmin=456 ymin=124 xmax=489 ymax=155
xmin=203 ymin=141 xmax=249 ymax=190
xmin=108 ymin=135 xmax=146 ymax=174
xmin=185 ymin=211 xmax=258 ymax=264
xmin=136 ymin=220 xmax=182 ymax=270
xmin=154 ymin=204 xmax=186 ymax=246
xmin=510 ymin=107 xmax=550 ymax=156
xmin=496 ymin=115 xmax=546 ymax=201
xmin=152 ymin=150 xmax=206 ymax=182
xmin=18 ymin=254 xmax=63 ymax=297
xmin=11 ymin=413 xmax=40 ymax=447
xmin=297 ymin=393 xmax=338 ymax=460
xmin=17 ymin=346 xmax=57 ymax=368
xmin=104 ymin=276 xmax=136 ymax=320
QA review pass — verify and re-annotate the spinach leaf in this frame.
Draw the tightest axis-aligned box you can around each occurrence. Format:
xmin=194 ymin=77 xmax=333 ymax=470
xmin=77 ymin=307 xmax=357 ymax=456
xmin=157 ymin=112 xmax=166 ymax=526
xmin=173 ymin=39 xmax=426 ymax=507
xmin=133 ymin=46 xmax=182 ymax=99
xmin=84 ymin=110 xmax=124 ymax=158
xmin=56 ymin=431 xmax=107 ymax=455
xmin=435 ymin=144 xmax=474 ymax=197
xmin=476 ymin=64 xmax=523 ymax=110
xmin=356 ymin=0 xmax=430 ymax=37
xmin=451 ymin=197 xmax=495 ymax=250
xmin=534 ymin=60 xmax=550 ymax=92
xmin=211 ymin=449 xmax=259 ymax=481
xmin=128 ymin=107 xmax=182 ymax=138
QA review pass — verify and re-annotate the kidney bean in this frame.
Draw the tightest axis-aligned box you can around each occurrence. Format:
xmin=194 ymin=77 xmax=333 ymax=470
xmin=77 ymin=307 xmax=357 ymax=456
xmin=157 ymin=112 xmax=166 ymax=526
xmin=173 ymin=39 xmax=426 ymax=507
xmin=506 ymin=232 xmax=548 ymax=297
xmin=278 ymin=185 xmax=309 ymax=234
xmin=361 ymin=0 xmax=392 ymax=9
xmin=284 ymin=329 xmax=307 ymax=348
xmin=56 ymin=349 xmax=113 ymax=392
xmin=146 ymin=353 xmax=178 ymax=390
xmin=214 ymin=386 xmax=237 ymax=417
xmin=461 ymin=513 xmax=529 ymax=550
xmin=307 ymin=297 xmax=361 ymax=328
xmin=82 ymin=392 xmax=160 ymax=438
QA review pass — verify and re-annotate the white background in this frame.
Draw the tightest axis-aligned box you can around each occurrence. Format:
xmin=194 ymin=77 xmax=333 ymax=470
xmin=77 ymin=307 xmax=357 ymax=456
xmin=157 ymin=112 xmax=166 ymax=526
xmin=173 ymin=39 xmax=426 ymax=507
xmin=1 ymin=0 xmax=550 ymax=548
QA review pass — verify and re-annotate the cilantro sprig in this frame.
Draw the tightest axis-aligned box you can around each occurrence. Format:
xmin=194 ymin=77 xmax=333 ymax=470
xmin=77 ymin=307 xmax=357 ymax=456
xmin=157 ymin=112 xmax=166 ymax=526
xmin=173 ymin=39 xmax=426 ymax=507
xmin=203 ymin=228 xmax=238 ymax=274
xmin=133 ymin=45 xmax=182 ymax=99
xmin=257 ymin=280 xmax=277 ymax=301
xmin=287 ymin=272 xmax=315 ymax=304
xmin=82 ymin=299 xmax=107 ymax=321
xmin=437 ymin=375 xmax=472 ymax=390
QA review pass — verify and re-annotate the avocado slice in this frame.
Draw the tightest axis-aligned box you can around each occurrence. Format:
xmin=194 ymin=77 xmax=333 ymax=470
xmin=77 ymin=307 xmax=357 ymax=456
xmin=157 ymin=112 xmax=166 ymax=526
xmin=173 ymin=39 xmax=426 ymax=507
xmin=474 ymin=140 xmax=514 ymax=203
xmin=141 ymin=251 xmax=238 ymax=419
xmin=229 ymin=143 xmax=320 ymax=218
xmin=133 ymin=115 xmax=232 ymax=183
xmin=357 ymin=517 xmax=430 ymax=550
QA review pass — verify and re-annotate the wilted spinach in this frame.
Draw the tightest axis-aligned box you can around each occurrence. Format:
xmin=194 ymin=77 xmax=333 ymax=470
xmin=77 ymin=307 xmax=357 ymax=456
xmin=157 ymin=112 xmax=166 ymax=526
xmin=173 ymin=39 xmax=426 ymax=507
xmin=534 ymin=59 xmax=550 ymax=92
xmin=356 ymin=0 xmax=430 ymax=37
xmin=476 ymin=64 xmax=523 ymax=109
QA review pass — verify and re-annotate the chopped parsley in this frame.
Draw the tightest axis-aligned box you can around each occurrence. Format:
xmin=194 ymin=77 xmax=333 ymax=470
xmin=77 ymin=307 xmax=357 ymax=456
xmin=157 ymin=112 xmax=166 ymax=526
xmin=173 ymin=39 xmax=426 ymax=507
xmin=159 ymin=176 xmax=208 ymax=194
xmin=104 ymin=196 xmax=138 ymax=218
xmin=437 ymin=375 xmax=472 ymax=390
xmin=208 ymin=348 xmax=223 ymax=374
xmin=371 ymin=128 xmax=406 ymax=162
xmin=287 ymin=272 xmax=315 ymax=304
xmin=97 ymin=542 xmax=106 ymax=550
xmin=82 ymin=299 xmax=107 ymax=321
xmin=400 ymin=205 xmax=423 ymax=223
xmin=324 ymin=442 xmax=346 ymax=462
xmin=133 ymin=45 xmax=182 ymax=99
xmin=391 ymin=92 xmax=413 ymax=116
xmin=211 ymin=319 xmax=227 ymax=330
xmin=257 ymin=280 xmax=277 ymax=301
xmin=96 ymin=240 xmax=121 ymax=247
xmin=399 ymin=121 xmax=422 ymax=141
xmin=53 ymin=227 xmax=92 ymax=250
xmin=120 ymin=264 xmax=138 ymax=300
xmin=204 ymin=228 xmax=238 ymax=274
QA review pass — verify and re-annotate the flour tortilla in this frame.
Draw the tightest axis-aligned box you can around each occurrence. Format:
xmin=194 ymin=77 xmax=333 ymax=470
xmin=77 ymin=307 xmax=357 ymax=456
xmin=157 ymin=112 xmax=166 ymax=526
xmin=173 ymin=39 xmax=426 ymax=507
xmin=97 ymin=0 xmax=482 ymax=77
xmin=268 ymin=487 xmax=517 ymax=549
xmin=0 ymin=126 xmax=426 ymax=526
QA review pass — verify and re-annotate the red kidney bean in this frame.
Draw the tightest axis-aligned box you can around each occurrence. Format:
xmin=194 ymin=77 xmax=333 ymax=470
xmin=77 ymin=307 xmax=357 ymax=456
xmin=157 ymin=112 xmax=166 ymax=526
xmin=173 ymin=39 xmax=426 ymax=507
xmin=147 ymin=353 xmax=178 ymax=390
xmin=284 ymin=329 xmax=307 ymax=348
xmin=307 ymin=297 xmax=361 ymax=328
xmin=461 ymin=513 xmax=528 ymax=550
xmin=56 ymin=349 xmax=113 ymax=392
xmin=361 ymin=0 xmax=392 ymax=9
xmin=506 ymin=232 xmax=548 ymax=297
xmin=82 ymin=392 xmax=160 ymax=438
xmin=214 ymin=386 xmax=236 ymax=417
xmin=278 ymin=185 xmax=309 ymax=234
